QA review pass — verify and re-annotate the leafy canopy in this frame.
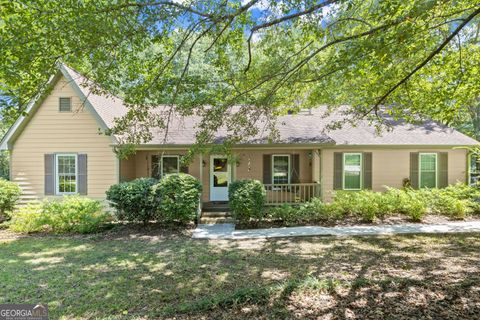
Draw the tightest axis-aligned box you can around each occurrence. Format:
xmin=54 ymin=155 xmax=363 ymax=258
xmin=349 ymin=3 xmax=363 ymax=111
xmin=1 ymin=0 xmax=480 ymax=152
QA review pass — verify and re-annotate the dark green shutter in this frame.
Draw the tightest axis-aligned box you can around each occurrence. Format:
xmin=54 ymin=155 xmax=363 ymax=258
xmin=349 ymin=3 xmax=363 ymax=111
xmin=438 ymin=152 xmax=448 ymax=188
xmin=78 ymin=154 xmax=87 ymax=195
xmin=44 ymin=154 xmax=55 ymax=195
xmin=333 ymin=152 xmax=343 ymax=190
xmin=363 ymin=152 xmax=372 ymax=189
xmin=291 ymin=154 xmax=300 ymax=183
xmin=410 ymin=152 xmax=419 ymax=189
xmin=263 ymin=154 xmax=271 ymax=184
xmin=151 ymin=155 xmax=160 ymax=179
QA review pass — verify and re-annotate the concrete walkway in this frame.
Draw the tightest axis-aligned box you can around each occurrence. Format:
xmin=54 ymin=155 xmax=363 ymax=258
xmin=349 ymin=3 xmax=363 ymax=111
xmin=192 ymin=221 xmax=480 ymax=240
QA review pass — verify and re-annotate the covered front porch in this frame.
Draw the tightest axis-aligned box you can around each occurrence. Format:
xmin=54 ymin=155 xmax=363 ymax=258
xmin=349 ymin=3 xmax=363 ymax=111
xmin=119 ymin=148 xmax=323 ymax=206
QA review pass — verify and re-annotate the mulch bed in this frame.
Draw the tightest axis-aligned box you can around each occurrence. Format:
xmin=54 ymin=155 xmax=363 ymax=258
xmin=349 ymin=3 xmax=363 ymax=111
xmin=236 ymin=214 xmax=480 ymax=230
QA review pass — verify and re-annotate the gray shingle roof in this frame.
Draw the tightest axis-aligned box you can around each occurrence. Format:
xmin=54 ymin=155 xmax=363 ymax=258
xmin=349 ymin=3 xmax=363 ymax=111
xmin=63 ymin=65 xmax=479 ymax=147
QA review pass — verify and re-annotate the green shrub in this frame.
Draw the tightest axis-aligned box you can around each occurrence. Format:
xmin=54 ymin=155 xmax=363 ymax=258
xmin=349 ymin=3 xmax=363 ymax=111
xmin=9 ymin=196 xmax=108 ymax=234
xmin=427 ymin=191 xmax=468 ymax=219
xmin=229 ymin=179 xmax=266 ymax=224
xmin=299 ymin=198 xmax=343 ymax=223
xmin=268 ymin=204 xmax=298 ymax=224
xmin=9 ymin=203 xmax=44 ymax=233
xmin=268 ymin=198 xmax=343 ymax=225
xmin=440 ymin=183 xmax=480 ymax=215
xmin=106 ymin=178 xmax=157 ymax=223
xmin=334 ymin=191 xmax=380 ymax=222
xmin=402 ymin=192 xmax=427 ymax=221
xmin=42 ymin=196 xmax=108 ymax=233
xmin=0 ymin=179 xmax=21 ymax=219
xmin=152 ymin=174 xmax=202 ymax=223
xmin=416 ymin=185 xmax=474 ymax=219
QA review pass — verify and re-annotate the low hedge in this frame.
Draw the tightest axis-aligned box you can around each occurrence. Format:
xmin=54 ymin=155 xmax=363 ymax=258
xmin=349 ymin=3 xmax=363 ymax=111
xmin=9 ymin=196 xmax=109 ymax=234
xmin=269 ymin=198 xmax=343 ymax=225
xmin=106 ymin=174 xmax=202 ymax=224
xmin=0 ymin=179 xmax=21 ymax=219
xmin=257 ymin=183 xmax=479 ymax=225
xmin=229 ymin=179 xmax=266 ymax=224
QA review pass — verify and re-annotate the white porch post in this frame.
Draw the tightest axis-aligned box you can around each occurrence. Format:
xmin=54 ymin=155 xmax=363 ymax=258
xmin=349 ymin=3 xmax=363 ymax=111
xmin=312 ymin=149 xmax=321 ymax=183
xmin=312 ymin=149 xmax=322 ymax=199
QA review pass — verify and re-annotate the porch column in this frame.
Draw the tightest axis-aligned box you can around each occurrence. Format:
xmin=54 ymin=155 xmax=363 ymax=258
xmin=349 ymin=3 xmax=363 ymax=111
xmin=312 ymin=149 xmax=322 ymax=199
xmin=312 ymin=149 xmax=321 ymax=183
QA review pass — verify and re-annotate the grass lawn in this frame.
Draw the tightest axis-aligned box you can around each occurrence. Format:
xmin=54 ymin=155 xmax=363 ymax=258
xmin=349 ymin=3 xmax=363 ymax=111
xmin=0 ymin=226 xmax=479 ymax=319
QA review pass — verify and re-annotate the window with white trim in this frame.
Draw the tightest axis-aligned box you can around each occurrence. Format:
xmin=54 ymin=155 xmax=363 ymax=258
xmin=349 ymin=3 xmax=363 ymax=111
xmin=343 ymin=153 xmax=362 ymax=190
xmin=469 ymin=153 xmax=480 ymax=186
xmin=161 ymin=155 xmax=179 ymax=176
xmin=272 ymin=155 xmax=290 ymax=184
xmin=419 ymin=153 xmax=437 ymax=188
xmin=56 ymin=154 xmax=77 ymax=194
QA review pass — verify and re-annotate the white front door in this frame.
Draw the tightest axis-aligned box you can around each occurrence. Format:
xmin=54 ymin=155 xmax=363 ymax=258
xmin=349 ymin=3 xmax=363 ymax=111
xmin=210 ymin=155 xmax=231 ymax=201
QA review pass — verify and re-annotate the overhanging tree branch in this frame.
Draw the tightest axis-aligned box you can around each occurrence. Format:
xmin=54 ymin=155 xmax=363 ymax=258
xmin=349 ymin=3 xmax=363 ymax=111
xmin=244 ymin=0 xmax=340 ymax=72
xmin=373 ymin=5 xmax=480 ymax=110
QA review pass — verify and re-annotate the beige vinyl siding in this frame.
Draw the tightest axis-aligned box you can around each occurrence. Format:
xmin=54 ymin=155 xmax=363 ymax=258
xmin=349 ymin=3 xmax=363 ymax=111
xmin=322 ymin=148 xmax=468 ymax=201
xmin=10 ymin=76 xmax=117 ymax=203
xmin=120 ymin=156 xmax=136 ymax=182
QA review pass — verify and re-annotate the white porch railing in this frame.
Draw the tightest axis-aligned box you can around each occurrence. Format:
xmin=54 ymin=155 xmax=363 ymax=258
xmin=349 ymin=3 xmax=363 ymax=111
xmin=263 ymin=183 xmax=321 ymax=205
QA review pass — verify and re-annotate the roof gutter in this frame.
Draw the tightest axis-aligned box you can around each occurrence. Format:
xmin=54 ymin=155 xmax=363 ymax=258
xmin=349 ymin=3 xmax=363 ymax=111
xmin=109 ymin=142 xmax=479 ymax=151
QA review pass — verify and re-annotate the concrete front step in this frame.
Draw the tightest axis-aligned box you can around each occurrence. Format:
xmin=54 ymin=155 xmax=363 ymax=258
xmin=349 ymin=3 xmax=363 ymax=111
xmin=202 ymin=202 xmax=230 ymax=212
xmin=201 ymin=211 xmax=231 ymax=218
xmin=199 ymin=217 xmax=236 ymax=224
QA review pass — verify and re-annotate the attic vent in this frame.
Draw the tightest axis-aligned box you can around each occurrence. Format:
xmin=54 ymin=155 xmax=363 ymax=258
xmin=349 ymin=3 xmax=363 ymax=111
xmin=59 ymin=97 xmax=72 ymax=112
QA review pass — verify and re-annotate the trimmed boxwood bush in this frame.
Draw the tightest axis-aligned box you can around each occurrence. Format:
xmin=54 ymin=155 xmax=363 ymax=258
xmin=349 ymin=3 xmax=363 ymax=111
xmin=9 ymin=196 xmax=108 ymax=234
xmin=152 ymin=174 xmax=202 ymax=223
xmin=0 ymin=179 xmax=21 ymax=219
xmin=229 ymin=179 xmax=266 ymax=224
xmin=106 ymin=178 xmax=157 ymax=224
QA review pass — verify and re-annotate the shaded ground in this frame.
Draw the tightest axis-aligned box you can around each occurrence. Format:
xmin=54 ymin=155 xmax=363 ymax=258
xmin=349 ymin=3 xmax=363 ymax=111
xmin=0 ymin=226 xmax=479 ymax=319
xmin=237 ymin=213 xmax=480 ymax=229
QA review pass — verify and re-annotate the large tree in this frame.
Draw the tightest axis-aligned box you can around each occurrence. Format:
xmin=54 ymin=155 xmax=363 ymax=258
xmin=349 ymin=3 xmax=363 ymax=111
xmin=1 ymin=0 xmax=480 ymax=153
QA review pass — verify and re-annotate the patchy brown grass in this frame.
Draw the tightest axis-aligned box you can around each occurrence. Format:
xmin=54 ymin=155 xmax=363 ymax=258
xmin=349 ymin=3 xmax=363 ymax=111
xmin=0 ymin=226 xmax=479 ymax=319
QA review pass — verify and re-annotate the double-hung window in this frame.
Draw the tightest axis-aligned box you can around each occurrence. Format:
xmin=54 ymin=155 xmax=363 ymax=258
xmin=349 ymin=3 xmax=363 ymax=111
xmin=469 ymin=153 xmax=480 ymax=186
xmin=272 ymin=155 xmax=290 ymax=184
xmin=56 ymin=154 xmax=77 ymax=194
xmin=161 ymin=156 xmax=179 ymax=176
xmin=419 ymin=153 xmax=437 ymax=188
xmin=343 ymin=153 xmax=362 ymax=190
xmin=153 ymin=155 xmax=180 ymax=178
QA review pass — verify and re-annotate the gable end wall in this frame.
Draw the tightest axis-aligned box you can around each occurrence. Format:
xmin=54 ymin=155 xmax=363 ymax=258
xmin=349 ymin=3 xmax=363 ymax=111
xmin=10 ymin=76 xmax=117 ymax=204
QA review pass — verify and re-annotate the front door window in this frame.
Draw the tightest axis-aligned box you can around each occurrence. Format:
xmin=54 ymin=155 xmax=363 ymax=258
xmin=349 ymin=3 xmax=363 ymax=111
xmin=210 ymin=156 xmax=230 ymax=201
xmin=213 ymin=158 xmax=228 ymax=187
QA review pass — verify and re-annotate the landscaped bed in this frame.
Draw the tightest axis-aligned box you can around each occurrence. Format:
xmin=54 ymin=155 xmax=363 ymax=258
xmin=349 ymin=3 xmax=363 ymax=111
xmin=0 ymin=226 xmax=479 ymax=319
xmin=230 ymin=182 xmax=480 ymax=229
xmin=236 ymin=212 xmax=480 ymax=229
